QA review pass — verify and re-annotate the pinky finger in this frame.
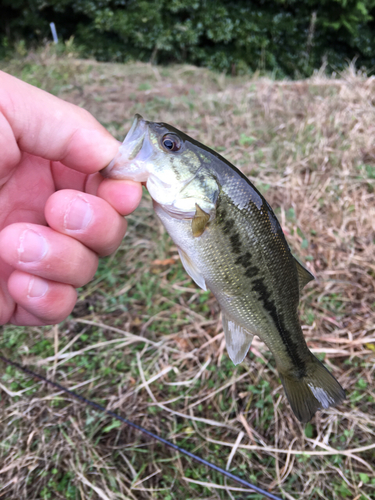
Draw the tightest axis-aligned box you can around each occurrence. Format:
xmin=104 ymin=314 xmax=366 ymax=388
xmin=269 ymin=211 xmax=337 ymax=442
xmin=8 ymin=271 xmax=77 ymax=325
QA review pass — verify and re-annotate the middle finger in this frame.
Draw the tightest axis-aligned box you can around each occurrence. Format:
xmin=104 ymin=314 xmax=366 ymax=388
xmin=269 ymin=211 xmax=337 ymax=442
xmin=45 ymin=189 xmax=127 ymax=256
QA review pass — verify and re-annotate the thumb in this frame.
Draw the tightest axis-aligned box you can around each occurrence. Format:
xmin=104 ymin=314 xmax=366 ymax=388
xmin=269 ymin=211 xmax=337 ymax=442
xmin=0 ymin=71 xmax=120 ymax=184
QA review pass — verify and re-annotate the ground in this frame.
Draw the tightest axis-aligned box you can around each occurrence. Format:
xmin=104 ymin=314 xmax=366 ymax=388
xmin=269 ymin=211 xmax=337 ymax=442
xmin=0 ymin=47 xmax=374 ymax=500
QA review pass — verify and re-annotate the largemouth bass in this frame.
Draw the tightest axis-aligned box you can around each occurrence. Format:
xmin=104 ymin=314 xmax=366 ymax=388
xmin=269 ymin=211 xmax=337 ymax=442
xmin=101 ymin=114 xmax=345 ymax=422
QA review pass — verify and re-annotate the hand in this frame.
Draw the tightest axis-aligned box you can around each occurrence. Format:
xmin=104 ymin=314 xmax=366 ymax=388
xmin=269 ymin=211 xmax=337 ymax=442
xmin=0 ymin=71 xmax=142 ymax=326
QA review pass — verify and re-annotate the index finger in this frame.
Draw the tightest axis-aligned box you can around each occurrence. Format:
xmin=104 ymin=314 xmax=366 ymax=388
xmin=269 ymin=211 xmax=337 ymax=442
xmin=0 ymin=71 xmax=120 ymax=179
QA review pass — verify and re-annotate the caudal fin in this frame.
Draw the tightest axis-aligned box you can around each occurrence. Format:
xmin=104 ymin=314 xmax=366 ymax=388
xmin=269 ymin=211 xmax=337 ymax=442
xmin=279 ymin=355 xmax=346 ymax=423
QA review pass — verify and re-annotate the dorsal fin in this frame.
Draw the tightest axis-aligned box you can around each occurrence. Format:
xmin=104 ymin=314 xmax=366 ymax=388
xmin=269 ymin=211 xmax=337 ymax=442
xmin=294 ymin=257 xmax=314 ymax=294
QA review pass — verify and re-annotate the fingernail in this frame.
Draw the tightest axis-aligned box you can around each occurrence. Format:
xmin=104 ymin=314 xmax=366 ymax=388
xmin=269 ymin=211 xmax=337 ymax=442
xmin=65 ymin=196 xmax=93 ymax=230
xmin=28 ymin=276 xmax=49 ymax=298
xmin=18 ymin=230 xmax=48 ymax=263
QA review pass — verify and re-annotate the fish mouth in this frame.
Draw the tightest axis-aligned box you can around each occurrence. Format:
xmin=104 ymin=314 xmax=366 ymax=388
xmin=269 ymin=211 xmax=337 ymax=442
xmin=101 ymin=114 xmax=152 ymax=181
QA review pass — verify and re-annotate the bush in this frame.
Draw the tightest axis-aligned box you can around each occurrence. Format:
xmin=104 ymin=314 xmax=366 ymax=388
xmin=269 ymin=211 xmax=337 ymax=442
xmin=2 ymin=0 xmax=375 ymax=77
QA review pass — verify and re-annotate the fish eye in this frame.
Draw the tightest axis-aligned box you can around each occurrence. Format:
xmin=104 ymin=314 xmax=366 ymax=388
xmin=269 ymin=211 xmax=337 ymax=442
xmin=162 ymin=134 xmax=181 ymax=152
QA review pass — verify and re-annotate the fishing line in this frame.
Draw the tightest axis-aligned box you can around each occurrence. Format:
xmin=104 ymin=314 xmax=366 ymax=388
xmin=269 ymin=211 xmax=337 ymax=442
xmin=0 ymin=354 xmax=282 ymax=500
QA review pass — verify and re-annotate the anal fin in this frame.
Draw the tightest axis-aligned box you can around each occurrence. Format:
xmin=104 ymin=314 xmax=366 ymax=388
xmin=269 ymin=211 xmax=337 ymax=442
xmin=177 ymin=247 xmax=207 ymax=291
xmin=222 ymin=312 xmax=253 ymax=365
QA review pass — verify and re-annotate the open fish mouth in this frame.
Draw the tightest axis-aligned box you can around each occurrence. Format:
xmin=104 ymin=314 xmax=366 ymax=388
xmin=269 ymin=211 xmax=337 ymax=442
xmin=101 ymin=114 xmax=153 ymax=182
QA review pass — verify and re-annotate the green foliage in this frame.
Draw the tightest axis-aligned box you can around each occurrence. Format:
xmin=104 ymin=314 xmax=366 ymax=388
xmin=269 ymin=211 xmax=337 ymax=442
xmin=2 ymin=0 xmax=375 ymax=76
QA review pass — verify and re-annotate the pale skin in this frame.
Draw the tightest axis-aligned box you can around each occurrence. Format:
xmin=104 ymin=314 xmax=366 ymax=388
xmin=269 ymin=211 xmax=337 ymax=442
xmin=0 ymin=71 xmax=142 ymax=326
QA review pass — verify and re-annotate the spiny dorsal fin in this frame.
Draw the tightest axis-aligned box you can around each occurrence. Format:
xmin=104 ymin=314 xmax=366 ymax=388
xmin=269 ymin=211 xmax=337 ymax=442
xmin=222 ymin=312 xmax=254 ymax=365
xmin=192 ymin=203 xmax=210 ymax=237
xmin=294 ymin=257 xmax=315 ymax=294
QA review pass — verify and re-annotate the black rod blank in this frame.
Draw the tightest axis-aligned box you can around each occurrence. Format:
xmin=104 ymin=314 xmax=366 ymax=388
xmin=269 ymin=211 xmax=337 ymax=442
xmin=0 ymin=354 xmax=282 ymax=500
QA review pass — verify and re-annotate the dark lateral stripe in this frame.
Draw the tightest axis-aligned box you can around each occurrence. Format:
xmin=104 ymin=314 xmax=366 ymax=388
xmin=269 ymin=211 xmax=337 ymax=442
xmin=244 ymin=266 xmax=260 ymax=279
xmin=230 ymin=233 xmax=242 ymax=254
xmin=235 ymin=251 xmax=252 ymax=264
xmin=215 ymin=195 xmax=305 ymax=374
xmin=251 ymin=278 xmax=306 ymax=377
xmin=234 ymin=253 xmax=260 ymax=279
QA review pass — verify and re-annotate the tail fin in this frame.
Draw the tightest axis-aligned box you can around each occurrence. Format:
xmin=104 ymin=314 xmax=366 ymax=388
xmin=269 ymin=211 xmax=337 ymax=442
xmin=279 ymin=355 xmax=346 ymax=423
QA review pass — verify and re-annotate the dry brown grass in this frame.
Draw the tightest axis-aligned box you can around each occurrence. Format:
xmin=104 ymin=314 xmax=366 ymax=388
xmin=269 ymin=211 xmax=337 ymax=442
xmin=0 ymin=50 xmax=374 ymax=499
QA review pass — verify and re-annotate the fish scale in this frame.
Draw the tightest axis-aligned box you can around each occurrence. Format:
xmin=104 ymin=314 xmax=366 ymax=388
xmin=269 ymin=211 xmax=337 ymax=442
xmin=101 ymin=114 xmax=346 ymax=422
xmin=160 ymin=190 xmax=307 ymax=371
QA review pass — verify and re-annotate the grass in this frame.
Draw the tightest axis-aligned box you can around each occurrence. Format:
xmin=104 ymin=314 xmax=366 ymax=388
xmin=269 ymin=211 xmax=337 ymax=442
xmin=0 ymin=46 xmax=374 ymax=499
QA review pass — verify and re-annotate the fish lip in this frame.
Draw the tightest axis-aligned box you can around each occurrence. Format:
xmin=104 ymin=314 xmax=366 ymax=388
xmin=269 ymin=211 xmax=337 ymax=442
xmin=127 ymin=113 xmax=145 ymax=139
xmin=100 ymin=114 xmax=149 ymax=179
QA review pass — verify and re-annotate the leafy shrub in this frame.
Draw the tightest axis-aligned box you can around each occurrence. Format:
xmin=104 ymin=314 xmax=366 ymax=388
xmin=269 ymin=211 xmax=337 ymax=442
xmin=2 ymin=0 xmax=375 ymax=77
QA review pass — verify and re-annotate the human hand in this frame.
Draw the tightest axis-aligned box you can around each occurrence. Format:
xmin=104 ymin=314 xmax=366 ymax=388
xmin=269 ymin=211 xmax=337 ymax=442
xmin=0 ymin=71 xmax=142 ymax=325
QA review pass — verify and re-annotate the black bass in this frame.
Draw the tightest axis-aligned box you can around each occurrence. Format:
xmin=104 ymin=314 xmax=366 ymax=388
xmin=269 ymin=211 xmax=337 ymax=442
xmin=101 ymin=114 xmax=345 ymax=422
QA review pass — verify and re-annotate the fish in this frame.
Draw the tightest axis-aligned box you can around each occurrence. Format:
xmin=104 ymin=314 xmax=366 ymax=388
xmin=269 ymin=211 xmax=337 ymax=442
xmin=101 ymin=114 xmax=346 ymax=422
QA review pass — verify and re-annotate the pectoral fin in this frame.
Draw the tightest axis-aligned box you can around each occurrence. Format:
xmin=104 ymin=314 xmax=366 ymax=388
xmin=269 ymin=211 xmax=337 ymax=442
xmin=192 ymin=204 xmax=210 ymax=237
xmin=177 ymin=247 xmax=207 ymax=291
xmin=222 ymin=312 xmax=253 ymax=365
xmin=294 ymin=257 xmax=314 ymax=294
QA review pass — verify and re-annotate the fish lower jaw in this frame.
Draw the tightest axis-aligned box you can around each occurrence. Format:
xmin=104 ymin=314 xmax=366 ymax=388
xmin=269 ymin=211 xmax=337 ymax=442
xmin=101 ymin=159 xmax=151 ymax=182
xmin=153 ymin=201 xmax=195 ymax=220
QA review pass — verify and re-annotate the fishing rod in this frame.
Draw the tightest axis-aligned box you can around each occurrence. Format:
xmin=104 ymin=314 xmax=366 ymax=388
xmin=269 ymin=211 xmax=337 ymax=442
xmin=0 ymin=354 xmax=282 ymax=500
